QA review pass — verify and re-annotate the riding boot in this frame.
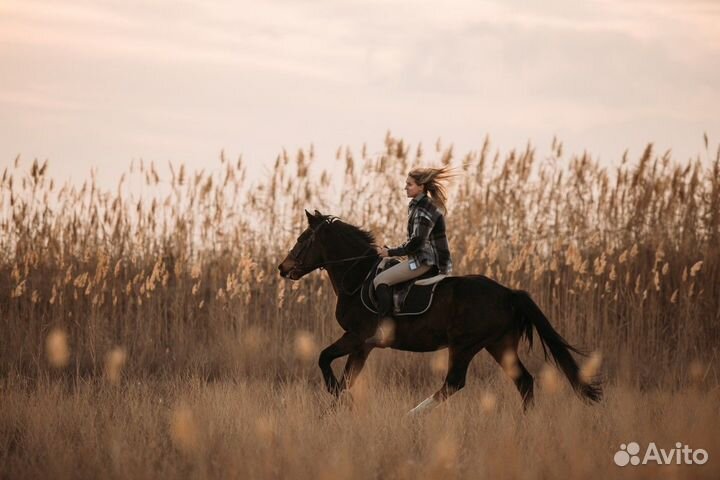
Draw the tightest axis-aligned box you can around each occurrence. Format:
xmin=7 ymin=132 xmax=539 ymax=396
xmin=366 ymin=283 xmax=394 ymax=348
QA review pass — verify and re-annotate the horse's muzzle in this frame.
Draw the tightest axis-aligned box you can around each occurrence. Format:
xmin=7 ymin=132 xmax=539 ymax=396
xmin=278 ymin=260 xmax=301 ymax=280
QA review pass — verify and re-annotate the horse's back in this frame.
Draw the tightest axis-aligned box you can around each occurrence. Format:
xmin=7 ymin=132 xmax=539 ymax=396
xmin=431 ymin=274 xmax=518 ymax=332
xmin=438 ymin=274 xmax=514 ymax=300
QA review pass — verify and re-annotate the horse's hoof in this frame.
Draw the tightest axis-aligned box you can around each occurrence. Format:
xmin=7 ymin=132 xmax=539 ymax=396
xmin=339 ymin=391 xmax=354 ymax=408
xmin=318 ymin=406 xmax=335 ymax=419
xmin=318 ymin=392 xmax=354 ymax=418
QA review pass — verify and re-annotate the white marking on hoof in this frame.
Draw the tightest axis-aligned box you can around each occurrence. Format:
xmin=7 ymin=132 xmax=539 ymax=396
xmin=407 ymin=395 xmax=440 ymax=416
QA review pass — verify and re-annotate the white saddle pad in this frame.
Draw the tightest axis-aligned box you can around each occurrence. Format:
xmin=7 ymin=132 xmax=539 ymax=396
xmin=414 ymin=274 xmax=448 ymax=286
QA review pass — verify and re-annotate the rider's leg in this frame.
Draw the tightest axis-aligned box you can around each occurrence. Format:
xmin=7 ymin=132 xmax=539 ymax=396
xmin=367 ymin=260 xmax=431 ymax=348
xmin=373 ymin=259 xmax=432 ymax=288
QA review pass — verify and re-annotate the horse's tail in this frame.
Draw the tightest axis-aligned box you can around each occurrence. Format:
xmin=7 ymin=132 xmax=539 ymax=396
xmin=512 ymin=289 xmax=602 ymax=403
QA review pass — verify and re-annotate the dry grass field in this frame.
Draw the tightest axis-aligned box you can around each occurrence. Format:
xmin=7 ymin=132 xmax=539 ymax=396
xmin=1 ymin=134 xmax=719 ymax=479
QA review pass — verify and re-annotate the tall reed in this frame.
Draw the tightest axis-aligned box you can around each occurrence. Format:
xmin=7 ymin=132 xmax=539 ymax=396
xmin=1 ymin=136 xmax=718 ymax=388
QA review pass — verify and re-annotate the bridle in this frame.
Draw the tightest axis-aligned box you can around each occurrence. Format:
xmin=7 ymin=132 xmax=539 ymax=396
xmin=289 ymin=218 xmax=378 ymax=295
xmin=289 ymin=218 xmax=332 ymax=268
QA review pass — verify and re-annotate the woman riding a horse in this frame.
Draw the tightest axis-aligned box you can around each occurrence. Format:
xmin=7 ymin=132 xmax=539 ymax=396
xmin=278 ymin=167 xmax=601 ymax=415
xmin=370 ymin=166 xmax=456 ymax=347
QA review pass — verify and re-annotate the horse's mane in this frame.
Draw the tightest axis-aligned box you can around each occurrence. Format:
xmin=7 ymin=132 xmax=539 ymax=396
xmin=321 ymin=215 xmax=376 ymax=247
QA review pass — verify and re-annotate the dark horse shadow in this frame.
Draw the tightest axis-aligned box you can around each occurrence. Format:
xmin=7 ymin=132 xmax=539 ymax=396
xmin=278 ymin=210 xmax=602 ymax=415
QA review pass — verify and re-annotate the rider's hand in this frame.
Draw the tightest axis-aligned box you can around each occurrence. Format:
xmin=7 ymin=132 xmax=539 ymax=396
xmin=376 ymin=246 xmax=389 ymax=258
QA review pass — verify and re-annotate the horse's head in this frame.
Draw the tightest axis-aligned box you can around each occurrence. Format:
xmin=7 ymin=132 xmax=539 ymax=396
xmin=278 ymin=209 xmax=331 ymax=280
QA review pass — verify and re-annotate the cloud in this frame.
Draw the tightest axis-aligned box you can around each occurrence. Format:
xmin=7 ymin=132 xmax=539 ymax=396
xmin=0 ymin=0 xmax=353 ymax=82
xmin=0 ymin=89 xmax=87 ymax=112
xmin=0 ymin=0 xmax=717 ymax=180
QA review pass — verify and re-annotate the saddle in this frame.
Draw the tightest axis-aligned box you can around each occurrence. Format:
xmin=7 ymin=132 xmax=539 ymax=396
xmin=360 ymin=259 xmax=448 ymax=316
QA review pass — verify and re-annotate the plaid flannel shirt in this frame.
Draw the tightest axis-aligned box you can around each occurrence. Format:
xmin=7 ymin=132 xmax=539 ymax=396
xmin=387 ymin=193 xmax=453 ymax=274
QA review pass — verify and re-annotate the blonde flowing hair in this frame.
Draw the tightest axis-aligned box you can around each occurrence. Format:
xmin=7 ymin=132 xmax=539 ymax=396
xmin=408 ymin=166 xmax=458 ymax=214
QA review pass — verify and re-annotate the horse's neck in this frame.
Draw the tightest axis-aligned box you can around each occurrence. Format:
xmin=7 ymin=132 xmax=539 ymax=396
xmin=324 ymin=243 xmax=374 ymax=296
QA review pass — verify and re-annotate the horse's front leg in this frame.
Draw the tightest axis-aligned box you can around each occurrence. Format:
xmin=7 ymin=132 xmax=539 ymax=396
xmin=318 ymin=332 xmax=364 ymax=397
xmin=338 ymin=344 xmax=373 ymax=392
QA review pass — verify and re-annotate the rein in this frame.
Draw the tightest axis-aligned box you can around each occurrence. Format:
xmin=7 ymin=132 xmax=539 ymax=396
xmin=292 ymin=218 xmax=377 ymax=295
xmin=315 ymin=253 xmax=378 ymax=268
xmin=314 ymin=249 xmax=377 ymax=296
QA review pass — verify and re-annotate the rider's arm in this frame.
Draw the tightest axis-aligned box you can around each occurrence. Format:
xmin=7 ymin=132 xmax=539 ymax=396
xmin=387 ymin=207 xmax=438 ymax=256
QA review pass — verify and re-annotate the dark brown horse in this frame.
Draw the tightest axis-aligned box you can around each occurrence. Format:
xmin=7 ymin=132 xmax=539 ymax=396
xmin=278 ymin=210 xmax=601 ymax=414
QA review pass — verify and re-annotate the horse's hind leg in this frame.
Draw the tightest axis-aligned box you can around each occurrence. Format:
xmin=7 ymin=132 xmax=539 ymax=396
xmin=487 ymin=335 xmax=534 ymax=410
xmin=407 ymin=344 xmax=481 ymax=416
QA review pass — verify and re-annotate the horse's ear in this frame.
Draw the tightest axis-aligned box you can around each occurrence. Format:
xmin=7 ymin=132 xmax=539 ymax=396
xmin=314 ymin=209 xmax=323 ymax=217
xmin=305 ymin=209 xmax=317 ymax=224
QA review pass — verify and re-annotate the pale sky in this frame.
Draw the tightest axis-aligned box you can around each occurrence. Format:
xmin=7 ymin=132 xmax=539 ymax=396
xmin=1 ymin=0 xmax=718 ymax=188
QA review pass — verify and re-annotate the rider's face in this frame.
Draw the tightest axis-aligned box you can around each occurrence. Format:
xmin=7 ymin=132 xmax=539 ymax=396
xmin=405 ymin=177 xmax=424 ymax=198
